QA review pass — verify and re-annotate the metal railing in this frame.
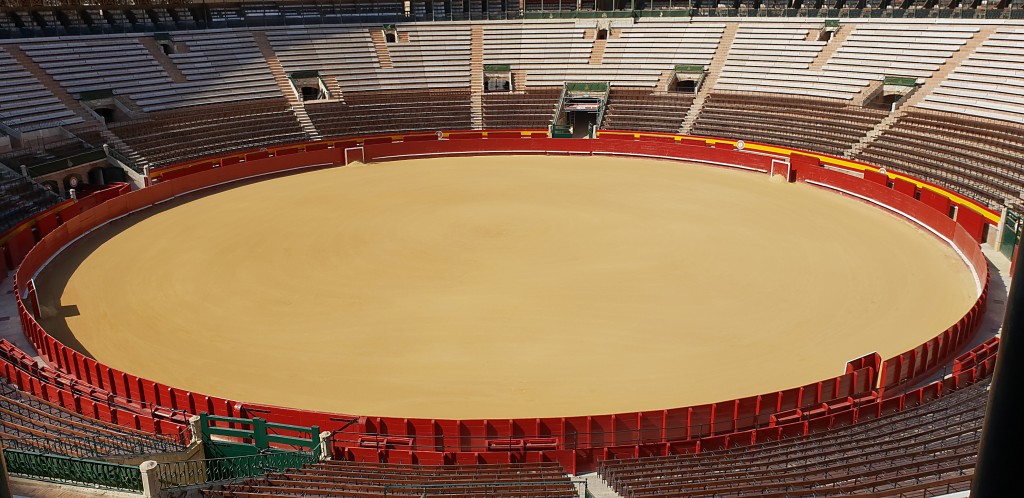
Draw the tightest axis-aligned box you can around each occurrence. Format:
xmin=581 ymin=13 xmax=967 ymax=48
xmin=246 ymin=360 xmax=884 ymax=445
xmin=382 ymin=479 xmax=590 ymax=497
xmin=156 ymin=448 xmax=318 ymax=489
xmin=2 ymin=448 xmax=143 ymax=492
xmin=25 ymin=149 xmax=106 ymax=178
xmin=1 ymin=5 xmax=1024 ymax=41
xmin=0 ymin=434 xmax=184 ymax=459
xmin=106 ymin=145 xmax=144 ymax=174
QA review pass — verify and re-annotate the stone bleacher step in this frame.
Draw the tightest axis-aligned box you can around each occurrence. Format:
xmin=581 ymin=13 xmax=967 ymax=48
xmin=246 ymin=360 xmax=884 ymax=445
xmin=2 ymin=45 xmax=100 ymax=126
xmin=846 ymin=25 xmax=999 ymax=159
xmin=369 ymin=29 xmax=393 ymax=69
xmin=589 ymin=39 xmax=607 ymax=65
xmin=136 ymin=36 xmax=188 ymax=84
xmin=470 ymin=25 xmax=484 ymax=129
xmin=681 ymin=23 xmax=740 ymax=134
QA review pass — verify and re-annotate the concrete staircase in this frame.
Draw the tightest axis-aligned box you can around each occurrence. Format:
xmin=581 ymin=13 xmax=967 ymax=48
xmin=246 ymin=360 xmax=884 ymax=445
xmin=579 ymin=472 xmax=624 ymax=498
xmin=100 ymin=129 xmax=150 ymax=172
xmin=513 ymin=70 xmax=528 ymax=89
xmin=370 ymin=29 xmax=394 ymax=69
xmin=326 ymin=77 xmax=345 ymax=103
xmin=680 ymin=23 xmax=739 ymax=134
xmin=656 ymin=70 xmax=676 ymax=92
xmin=3 ymin=45 xmax=99 ymax=125
xmin=470 ymin=26 xmax=484 ymax=129
xmin=844 ymin=26 xmax=998 ymax=159
xmin=589 ymin=39 xmax=607 ymax=65
xmin=136 ymin=36 xmax=188 ymax=83
xmin=808 ymin=26 xmax=853 ymax=71
xmin=252 ymin=31 xmax=321 ymax=141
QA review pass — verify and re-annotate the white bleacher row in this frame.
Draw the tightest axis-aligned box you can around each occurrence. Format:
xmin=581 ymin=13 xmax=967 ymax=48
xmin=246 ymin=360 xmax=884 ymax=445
xmin=601 ymin=24 xmax=725 ymax=69
xmin=0 ymin=47 xmax=81 ymax=131
xmin=268 ymin=25 xmax=472 ymax=92
xmin=918 ymin=27 xmax=1024 ymax=124
xmin=483 ymin=21 xmax=596 ymax=86
xmin=355 ymin=25 xmax=472 ymax=90
xmin=822 ymin=24 xmax=977 ymax=79
xmin=0 ymin=20 xmax=1022 ymax=123
xmin=20 ymin=37 xmax=172 ymax=96
xmin=266 ymin=27 xmax=377 ymax=75
xmin=132 ymin=31 xmax=279 ymax=111
xmin=714 ymin=24 xmax=867 ymax=100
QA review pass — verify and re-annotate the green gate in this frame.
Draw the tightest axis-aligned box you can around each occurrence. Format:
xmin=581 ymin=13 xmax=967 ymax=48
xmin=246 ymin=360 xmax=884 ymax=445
xmin=1001 ymin=210 xmax=1020 ymax=260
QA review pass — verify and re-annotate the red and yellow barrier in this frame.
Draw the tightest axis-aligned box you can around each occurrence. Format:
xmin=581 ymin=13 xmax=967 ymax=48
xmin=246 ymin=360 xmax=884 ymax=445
xmin=0 ymin=131 xmax=996 ymax=473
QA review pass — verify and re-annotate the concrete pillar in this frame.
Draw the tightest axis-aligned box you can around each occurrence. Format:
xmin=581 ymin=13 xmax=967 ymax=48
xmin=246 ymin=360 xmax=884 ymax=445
xmin=972 ymin=243 xmax=1024 ymax=498
xmin=140 ymin=460 xmax=160 ymax=498
xmin=319 ymin=431 xmax=332 ymax=461
xmin=189 ymin=415 xmax=203 ymax=446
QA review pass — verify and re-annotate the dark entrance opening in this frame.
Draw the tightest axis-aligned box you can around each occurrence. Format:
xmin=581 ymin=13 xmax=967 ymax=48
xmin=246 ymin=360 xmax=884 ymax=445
xmin=301 ymin=86 xmax=322 ymax=101
xmin=568 ymin=111 xmax=598 ymax=138
xmin=675 ymin=79 xmax=698 ymax=93
xmin=95 ymin=107 xmax=115 ymax=123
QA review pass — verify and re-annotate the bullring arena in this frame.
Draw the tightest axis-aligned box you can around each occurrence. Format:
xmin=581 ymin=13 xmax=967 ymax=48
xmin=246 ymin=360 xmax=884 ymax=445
xmin=37 ymin=154 xmax=978 ymax=420
xmin=0 ymin=4 xmax=1022 ymax=498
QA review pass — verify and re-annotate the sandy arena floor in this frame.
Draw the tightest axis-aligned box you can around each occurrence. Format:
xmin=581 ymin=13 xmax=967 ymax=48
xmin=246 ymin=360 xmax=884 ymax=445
xmin=36 ymin=156 xmax=978 ymax=420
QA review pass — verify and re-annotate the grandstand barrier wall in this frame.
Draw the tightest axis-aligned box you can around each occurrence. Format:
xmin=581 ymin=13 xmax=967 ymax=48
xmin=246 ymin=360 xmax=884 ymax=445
xmin=0 ymin=130 xmax=995 ymax=473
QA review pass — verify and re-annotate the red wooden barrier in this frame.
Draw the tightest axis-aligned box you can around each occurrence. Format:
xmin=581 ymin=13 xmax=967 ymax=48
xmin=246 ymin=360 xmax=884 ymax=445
xmin=0 ymin=131 xmax=997 ymax=473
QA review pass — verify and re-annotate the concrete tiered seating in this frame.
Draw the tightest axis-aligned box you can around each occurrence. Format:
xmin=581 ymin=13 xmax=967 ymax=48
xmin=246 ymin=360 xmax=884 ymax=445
xmin=306 ymin=90 xmax=472 ymax=137
xmin=822 ymin=24 xmax=978 ymax=80
xmin=717 ymin=23 xmax=873 ymax=100
xmin=482 ymin=87 xmax=560 ymax=129
xmin=919 ymin=27 xmax=1024 ymax=124
xmin=0 ymin=163 xmax=61 ymax=232
xmin=485 ymin=21 xmax=721 ymax=87
xmin=690 ymin=93 xmax=888 ymax=156
xmin=110 ymin=98 xmax=307 ymax=168
xmin=264 ymin=25 xmax=378 ymax=85
xmin=599 ymin=379 xmax=987 ymax=498
xmin=131 ymin=31 xmax=282 ymax=111
xmin=482 ymin=21 xmax=598 ymax=86
xmin=856 ymin=109 xmax=1024 ymax=208
xmin=19 ymin=37 xmax=172 ymax=98
xmin=0 ymin=127 xmax=104 ymax=172
xmin=602 ymin=88 xmax=694 ymax=133
xmin=0 ymin=381 xmax=183 ymax=459
xmin=339 ymin=25 xmax=472 ymax=92
xmin=0 ymin=47 xmax=82 ymax=131
xmin=203 ymin=461 xmax=578 ymax=498
xmin=602 ymin=21 xmax=725 ymax=71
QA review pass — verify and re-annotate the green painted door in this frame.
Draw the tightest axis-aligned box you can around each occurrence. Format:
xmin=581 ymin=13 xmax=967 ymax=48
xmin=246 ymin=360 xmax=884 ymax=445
xmin=1001 ymin=210 xmax=1020 ymax=260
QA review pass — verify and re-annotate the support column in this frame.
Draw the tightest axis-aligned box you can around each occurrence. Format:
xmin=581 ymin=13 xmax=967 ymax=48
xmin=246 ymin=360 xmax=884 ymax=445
xmin=972 ymin=243 xmax=1024 ymax=497
xmin=140 ymin=460 xmax=160 ymax=498
xmin=0 ymin=441 xmax=13 ymax=498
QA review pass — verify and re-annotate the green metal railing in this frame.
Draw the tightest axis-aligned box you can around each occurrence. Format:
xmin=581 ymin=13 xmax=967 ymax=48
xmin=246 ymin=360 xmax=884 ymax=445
xmin=3 ymin=449 xmax=143 ymax=492
xmin=289 ymin=70 xmax=320 ymax=79
xmin=156 ymin=449 xmax=317 ymax=489
xmin=200 ymin=413 xmax=320 ymax=452
xmin=675 ymin=64 xmax=705 ymax=74
xmin=884 ymin=76 xmax=919 ymax=87
xmin=26 ymin=149 xmax=105 ymax=178
xmin=2 ymin=435 xmax=184 ymax=459
xmin=565 ymin=82 xmax=609 ymax=94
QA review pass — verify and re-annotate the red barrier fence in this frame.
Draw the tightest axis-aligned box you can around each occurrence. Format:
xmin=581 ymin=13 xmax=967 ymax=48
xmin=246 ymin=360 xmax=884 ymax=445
xmin=0 ymin=131 xmax=995 ymax=473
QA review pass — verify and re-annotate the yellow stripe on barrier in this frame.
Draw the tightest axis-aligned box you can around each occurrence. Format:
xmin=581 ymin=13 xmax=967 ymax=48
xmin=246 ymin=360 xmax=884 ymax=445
xmin=620 ymin=132 xmax=999 ymax=224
